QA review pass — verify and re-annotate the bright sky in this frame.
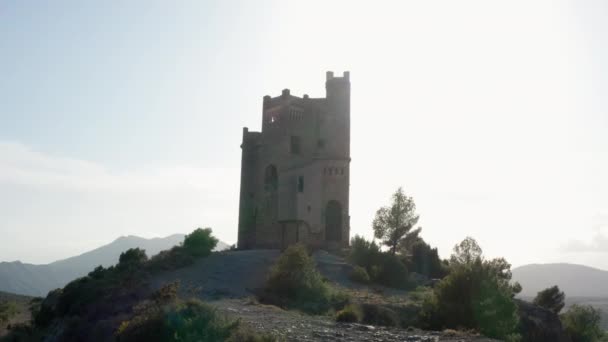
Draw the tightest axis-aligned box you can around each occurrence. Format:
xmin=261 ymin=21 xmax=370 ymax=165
xmin=1 ymin=1 xmax=607 ymax=268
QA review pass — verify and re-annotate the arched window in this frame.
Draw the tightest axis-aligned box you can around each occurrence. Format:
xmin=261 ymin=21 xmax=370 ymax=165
xmin=325 ymin=200 xmax=342 ymax=242
xmin=264 ymin=165 xmax=278 ymax=192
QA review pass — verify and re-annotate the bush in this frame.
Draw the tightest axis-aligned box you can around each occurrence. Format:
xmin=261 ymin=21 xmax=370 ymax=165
xmin=28 ymin=228 xmax=224 ymax=340
xmin=374 ymin=253 xmax=409 ymax=289
xmin=348 ymin=235 xmax=409 ymax=289
xmin=118 ymin=248 xmax=148 ymax=271
xmin=407 ymin=240 xmax=448 ymax=279
xmin=263 ymin=244 xmax=347 ymax=314
xmin=349 ymin=235 xmax=381 ymax=267
xmin=147 ymin=228 xmax=222 ymax=271
xmin=147 ymin=246 xmax=195 ymax=271
xmin=0 ymin=300 xmax=18 ymax=324
xmin=117 ymin=282 xmax=275 ymax=342
xmin=335 ymin=304 xmax=362 ymax=323
xmin=183 ymin=227 xmax=218 ymax=257
xmin=32 ymin=290 xmax=61 ymax=327
xmin=408 ymin=286 xmax=432 ymax=302
xmin=360 ymin=303 xmax=400 ymax=327
xmin=418 ymin=238 xmax=520 ymax=340
xmin=533 ymin=285 xmax=565 ymax=314
xmin=117 ymin=299 xmax=236 ymax=342
xmin=560 ymin=304 xmax=607 ymax=342
xmin=350 ymin=265 xmax=370 ymax=284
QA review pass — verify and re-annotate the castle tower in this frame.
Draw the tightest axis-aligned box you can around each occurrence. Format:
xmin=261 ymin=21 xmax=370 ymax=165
xmin=237 ymin=72 xmax=351 ymax=250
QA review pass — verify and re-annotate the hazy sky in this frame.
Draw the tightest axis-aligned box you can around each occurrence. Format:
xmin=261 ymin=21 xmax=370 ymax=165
xmin=1 ymin=1 xmax=607 ymax=268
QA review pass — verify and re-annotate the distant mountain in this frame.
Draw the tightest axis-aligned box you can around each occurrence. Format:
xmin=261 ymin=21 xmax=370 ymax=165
xmin=513 ymin=263 xmax=608 ymax=298
xmin=0 ymin=235 xmax=230 ymax=297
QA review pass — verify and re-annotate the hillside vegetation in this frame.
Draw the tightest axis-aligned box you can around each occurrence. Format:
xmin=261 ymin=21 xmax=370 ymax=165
xmin=2 ymin=228 xmax=269 ymax=341
xmin=0 ymin=234 xmax=229 ymax=297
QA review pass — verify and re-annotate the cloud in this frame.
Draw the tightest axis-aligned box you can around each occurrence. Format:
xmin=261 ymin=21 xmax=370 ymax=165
xmin=0 ymin=141 xmax=236 ymax=195
xmin=561 ymin=218 xmax=608 ymax=253
xmin=0 ymin=141 xmax=240 ymax=263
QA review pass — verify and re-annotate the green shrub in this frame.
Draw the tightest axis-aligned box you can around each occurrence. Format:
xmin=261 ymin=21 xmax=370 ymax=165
xmin=183 ymin=227 xmax=218 ymax=257
xmin=147 ymin=246 xmax=195 ymax=271
xmin=533 ymin=285 xmax=565 ymax=314
xmin=147 ymin=228 xmax=222 ymax=271
xmin=360 ymin=303 xmax=399 ymax=327
xmin=117 ymin=287 xmax=275 ymax=342
xmin=348 ymin=235 xmax=409 ymax=289
xmin=263 ymin=244 xmax=347 ymax=314
xmin=374 ymin=253 xmax=409 ymax=289
xmin=418 ymin=238 xmax=520 ymax=340
xmin=336 ymin=304 xmax=362 ymax=323
xmin=0 ymin=300 xmax=18 ymax=324
xmin=560 ymin=304 xmax=607 ymax=342
xmin=119 ymin=248 xmax=148 ymax=265
xmin=408 ymin=286 xmax=432 ymax=302
xmin=350 ymin=265 xmax=370 ymax=284
xmin=407 ymin=240 xmax=448 ymax=279
xmin=349 ymin=235 xmax=381 ymax=267
xmin=117 ymin=299 xmax=237 ymax=342
xmin=29 ymin=228 xmax=224 ymax=340
xmin=117 ymin=248 xmax=148 ymax=272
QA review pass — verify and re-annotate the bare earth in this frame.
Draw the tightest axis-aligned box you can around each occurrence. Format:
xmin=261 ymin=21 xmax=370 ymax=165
xmin=151 ymin=250 xmax=497 ymax=342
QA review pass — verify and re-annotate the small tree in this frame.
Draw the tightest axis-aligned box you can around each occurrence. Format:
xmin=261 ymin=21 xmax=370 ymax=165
xmin=183 ymin=227 xmax=218 ymax=257
xmin=372 ymin=187 xmax=420 ymax=255
xmin=420 ymin=237 xmax=521 ymax=340
xmin=450 ymin=236 xmax=483 ymax=265
xmin=560 ymin=304 xmax=607 ymax=342
xmin=533 ymin=285 xmax=565 ymax=314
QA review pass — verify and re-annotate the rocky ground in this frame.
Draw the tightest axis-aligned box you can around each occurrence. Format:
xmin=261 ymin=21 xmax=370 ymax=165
xmin=150 ymin=250 xmax=498 ymax=341
xmin=0 ymin=291 xmax=32 ymax=338
xmin=213 ymin=298 xmax=496 ymax=342
xmin=150 ymin=249 xmax=281 ymax=299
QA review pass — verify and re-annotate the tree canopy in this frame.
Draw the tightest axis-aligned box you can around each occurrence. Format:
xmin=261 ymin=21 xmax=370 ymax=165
xmin=533 ymin=285 xmax=565 ymax=314
xmin=183 ymin=227 xmax=218 ymax=257
xmin=372 ymin=187 xmax=420 ymax=255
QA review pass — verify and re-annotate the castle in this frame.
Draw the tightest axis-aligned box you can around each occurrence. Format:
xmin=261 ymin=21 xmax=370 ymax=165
xmin=237 ymin=71 xmax=351 ymax=250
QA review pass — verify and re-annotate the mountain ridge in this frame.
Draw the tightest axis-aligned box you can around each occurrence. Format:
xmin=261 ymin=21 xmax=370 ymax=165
xmin=0 ymin=234 xmax=229 ymax=297
xmin=513 ymin=262 xmax=608 ymax=298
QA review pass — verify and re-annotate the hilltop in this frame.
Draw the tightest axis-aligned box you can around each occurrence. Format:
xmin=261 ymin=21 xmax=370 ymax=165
xmin=513 ymin=263 xmax=608 ymax=298
xmin=0 ymin=234 xmax=229 ymax=296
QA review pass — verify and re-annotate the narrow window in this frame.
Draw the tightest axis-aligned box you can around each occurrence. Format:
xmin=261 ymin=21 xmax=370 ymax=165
xmin=290 ymin=136 xmax=301 ymax=154
xmin=297 ymin=176 xmax=304 ymax=193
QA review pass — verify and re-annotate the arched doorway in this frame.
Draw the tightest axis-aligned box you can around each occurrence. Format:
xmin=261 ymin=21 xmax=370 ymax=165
xmin=325 ymin=200 xmax=342 ymax=242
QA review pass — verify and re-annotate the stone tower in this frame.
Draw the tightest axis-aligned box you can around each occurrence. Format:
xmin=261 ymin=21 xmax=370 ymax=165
xmin=237 ymin=71 xmax=351 ymax=250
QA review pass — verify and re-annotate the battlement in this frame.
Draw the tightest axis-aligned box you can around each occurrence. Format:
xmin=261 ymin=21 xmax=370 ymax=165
xmin=326 ymin=71 xmax=350 ymax=81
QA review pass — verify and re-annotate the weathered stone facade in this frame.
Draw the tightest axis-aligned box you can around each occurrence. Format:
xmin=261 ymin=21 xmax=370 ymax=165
xmin=238 ymin=71 xmax=350 ymax=250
